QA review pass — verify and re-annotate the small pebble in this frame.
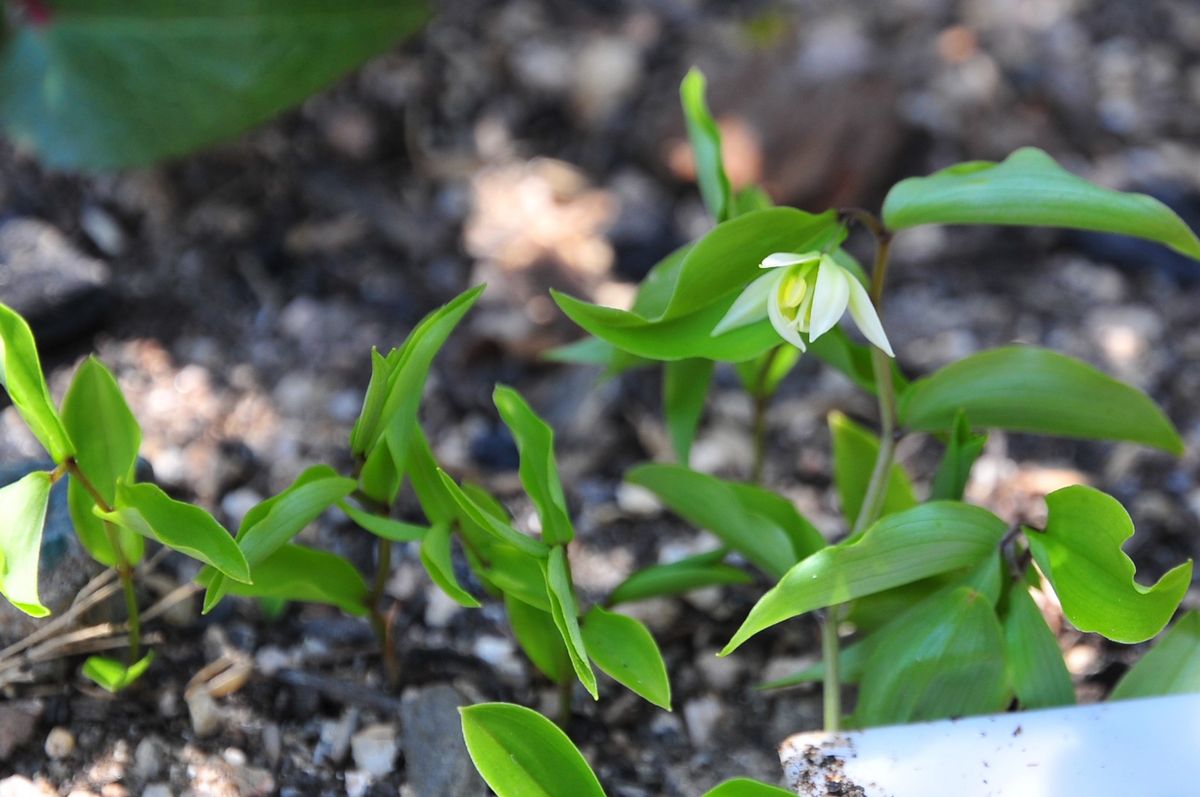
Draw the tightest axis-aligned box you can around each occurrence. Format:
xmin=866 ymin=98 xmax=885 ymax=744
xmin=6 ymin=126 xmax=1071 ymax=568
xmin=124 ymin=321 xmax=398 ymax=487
xmin=141 ymin=785 xmax=172 ymax=797
xmin=44 ymin=727 xmax=75 ymax=759
xmin=344 ymin=770 xmax=372 ymax=797
xmin=186 ymin=689 xmax=223 ymax=738
xmin=350 ymin=724 xmax=398 ymax=778
xmin=261 ymin=723 xmax=282 ymax=767
xmin=683 ymin=695 xmax=724 ymax=747
xmin=134 ymin=736 xmax=165 ymax=779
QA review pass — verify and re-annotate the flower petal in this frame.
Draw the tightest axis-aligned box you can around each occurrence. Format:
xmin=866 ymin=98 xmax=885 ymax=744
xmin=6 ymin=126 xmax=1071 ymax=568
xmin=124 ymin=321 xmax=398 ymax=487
xmin=712 ymin=271 xmax=777 ymax=336
xmin=767 ymin=285 xmax=808 ymax=352
xmin=760 ymin=251 xmax=821 ymax=270
xmin=808 ymin=255 xmax=851 ymax=341
xmin=846 ymin=276 xmax=895 ymax=357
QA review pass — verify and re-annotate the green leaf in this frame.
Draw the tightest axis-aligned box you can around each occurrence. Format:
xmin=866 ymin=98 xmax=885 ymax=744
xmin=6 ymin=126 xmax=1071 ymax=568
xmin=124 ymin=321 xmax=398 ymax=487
xmin=61 ymin=357 xmax=140 ymax=504
xmin=493 ymin=386 xmax=573 ymax=546
xmin=340 ymin=501 xmax=428 ymax=543
xmin=196 ymin=543 xmax=368 ymax=615
xmin=0 ymin=470 xmax=52 ymax=617
xmin=104 ymin=482 xmax=250 ymax=584
xmin=81 ymin=652 xmax=154 ymax=693
xmin=1112 ymin=611 xmax=1200 ymax=700
xmin=420 ymin=522 xmax=480 ymax=608
xmin=729 ymin=185 xmax=775 ymax=216
xmin=734 ymin=345 xmax=803 ymax=399
xmin=899 ymin=346 xmax=1183 ymax=454
xmin=854 ymin=587 xmax=1010 ymax=725
xmin=405 ymin=427 xmax=457 ymax=524
xmin=882 ymin=147 xmax=1200 ymax=260
xmin=722 ymin=502 xmax=1006 ymax=655
xmin=0 ymin=304 xmax=73 ymax=461
xmin=1028 ymin=486 xmax=1191 ymax=643
xmin=350 ymin=347 xmax=398 ymax=456
xmin=357 ymin=435 xmax=403 ymax=505
xmin=829 ymin=411 xmax=917 ymax=528
xmin=680 ymin=68 xmax=732 ymax=223
xmin=581 ymin=605 xmax=671 ymax=709
xmin=203 ymin=464 xmax=355 ymax=613
xmin=808 ymin=325 xmax=908 ymax=397
xmin=0 ymin=1 xmax=428 ymax=170
xmin=931 ymin=411 xmax=987 ymax=501
xmin=481 ymin=543 xmax=554 ymax=613
xmin=507 ymin=593 xmax=571 ymax=683
xmin=725 ymin=483 xmax=825 ymax=561
xmin=1002 ymin=580 xmax=1074 ymax=709
xmin=544 ymin=546 xmax=597 ymax=699
xmin=607 ymin=552 xmax=751 ymax=606
xmin=703 ymin=778 xmax=794 ymax=797
xmin=68 ymin=477 xmax=143 ymax=568
xmin=625 ymin=464 xmax=799 ymax=578
xmin=663 ymin=358 xmax=713 ymax=465
xmin=460 ymin=702 xmax=606 ymax=797
xmin=437 ymin=470 xmax=549 ymax=558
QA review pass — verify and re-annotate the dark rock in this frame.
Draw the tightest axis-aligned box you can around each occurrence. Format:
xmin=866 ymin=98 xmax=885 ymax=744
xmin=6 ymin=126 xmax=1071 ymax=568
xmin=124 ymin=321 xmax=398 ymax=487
xmin=0 ymin=700 xmax=43 ymax=760
xmin=399 ymin=685 xmax=486 ymax=797
xmin=468 ymin=425 xmax=519 ymax=471
xmin=0 ymin=218 xmax=111 ymax=347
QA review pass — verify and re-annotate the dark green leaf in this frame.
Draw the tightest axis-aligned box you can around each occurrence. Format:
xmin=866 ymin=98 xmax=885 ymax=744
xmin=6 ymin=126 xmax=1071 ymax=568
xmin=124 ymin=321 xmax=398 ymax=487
xmin=0 ymin=0 xmax=428 ymax=170
xmin=703 ymin=778 xmax=793 ymax=797
xmin=507 ymin=593 xmax=571 ymax=684
xmin=544 ymin=546 xmax=597 ymax=699
xmin=356 ymin=435 xmax=403 ymax=505
xmin=196 ymin=543 xmax=368 ymax=616
xmin=663 ymin=358 xmax=713 ymax=465
xmin=1002 ymin=580 xmax=1074 ymax=709
xmin=626 ymin=464 xmax=798 ymax=578
xmin=494 ymin=386 xmax=573 ymax=545
xmin=734 ymin=345 xmax=803 ymax=399
xmin=854 ymin=587 xmax=1010 ymax=725
xmin=1112 ymin=611 xmax=1200 ymax=700
xmin=405 ymin=427 xmax=458 ymax=524
xmin=882 ymin=147 xmax=1200 ymax=260
xmin=581 ymin=605 xmax=671 ymax=709
xmin=1028 ymin=486 xmax=1191 ymax=643
xmin=0 ymin=304 xmax=73 ymax=461
xmin=340 ymin=501 xmax=428 ymax=542
xmin=61 ymin=357 xmax=140 ymax=504
xmin=931 ymin=411 xmax=987 ymax=501
xmin=104 ymin=482 xmax=250 ymax=584
xmin=725 ymin=483 xmax=825 ymax=561
xmin=829 ymin=411 xmax=917 ymax=528
xmin=460 ymin=702 xmax=606 ymax=797
xmin=420 ymin=522 xmax=480 ymax=608
xmin=0 ymin=470 xmax=52 ymax=616
xmin=437 ymin=470 xmax=549 ymax=558
xmin=81 ymin=652 xmax=154 ymax=693
xmin=722 ymin=502 xmax=1006 ymax=655
xmin=680 ymin=68 xmax=732 ymax=222
xmin=607 ymin=554 xmax=751 ymax=606
xmin=899 ymin=345 xmax=1182 ymax=454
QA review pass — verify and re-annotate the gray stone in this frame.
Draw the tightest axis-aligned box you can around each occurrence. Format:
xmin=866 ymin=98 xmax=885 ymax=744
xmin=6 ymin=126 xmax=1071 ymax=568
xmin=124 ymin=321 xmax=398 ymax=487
xmin=0 ymin=462 xmax=100 ymax=645
xmin=134 ymin=736 xmax=166 ymax=779
xmin=0 ymin=700 xmax=43 ymax=760
xmin=399 ymin=685 xmax=486 ymax=797
xmin=349 ymin=723 xmax=397 ymax=778
xmin=43 ymin=726 xmax=74 ymax=759
xmin=0 ymin=218 xmax=111 ymax=347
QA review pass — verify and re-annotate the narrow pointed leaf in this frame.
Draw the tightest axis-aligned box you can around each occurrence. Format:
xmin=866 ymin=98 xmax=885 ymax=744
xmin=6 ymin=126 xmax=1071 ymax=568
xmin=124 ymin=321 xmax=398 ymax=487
xmin=680 ymin=68 xmax=732 ymax=222
xmin=829 ymin=411 xmax=917 ymax=529
xmin=1112 ymin=612 xmax=1200 ymax=700
xmin=420 ymin=522 xmax=479 ymax=608
xmin=196 ymin=543 xmax=368 ymax=615
xmin=1002 ymin=581 xmax=1074 ymax=709
xmin=544 ymin=546 xmax=597 ymax=699
xmin=725 ymin=483 xmax=825 ymax=560
xmin=931 ymin=411 xmax=987 ymax=501
xmin=460 ymin=703 xmax=606 ymax=797
xmin=0 ymin=471 xmax=52 ymax=616
xmin=493 ymin=386 xmax=573 ymax=545
xmin=899 ymin=345 xmax=1183 ymax=454
xmin=405 ymin=427 xmax=457 ymax=524
xmin=722 ymin=502 xmax=1006 ymax=655
xmin=607 ymin=554 xmax=751 ymax=606
xmin=663 ymin=358 xmax=714 ymax=465
xmin=340 ymin=501 xmax=428 ymax=542
xmin=507 ymin=593 xmax=571 ymax=684
xmin=437 ymin=470 xmax=549 ymax=558
xmin=582 ymin=605 xmax=671 ymax=709
xmin=883 ymin=147 xmax=1200 ymax=260
xmin=1028 ymin=486 xmax=1191 ymax=643
xmin=81 ymin=652 xmax=154 ymax=693
xmin=0 ymin=304 xmax=73 ymax=461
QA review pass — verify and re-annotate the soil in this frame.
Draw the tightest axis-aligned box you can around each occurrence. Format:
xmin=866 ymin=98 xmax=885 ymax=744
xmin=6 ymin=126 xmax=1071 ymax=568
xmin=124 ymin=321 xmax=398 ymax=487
xmin=2 ymin=1 xmax=1200 ymax=796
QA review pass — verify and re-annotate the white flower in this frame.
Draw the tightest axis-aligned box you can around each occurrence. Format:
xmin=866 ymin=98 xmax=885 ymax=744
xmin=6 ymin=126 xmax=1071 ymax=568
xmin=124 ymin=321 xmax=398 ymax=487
xmin=712 ymin=251 xmax=894 ymax=356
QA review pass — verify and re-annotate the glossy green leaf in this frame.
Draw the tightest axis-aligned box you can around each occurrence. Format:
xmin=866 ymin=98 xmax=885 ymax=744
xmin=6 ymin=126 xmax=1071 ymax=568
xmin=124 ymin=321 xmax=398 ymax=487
xmin=0 ymin=304 xmax=73 ymax=461
xmin=1028 ymin=486 xmax=1191 ymax=643
xmin=0 ymin=470 xmax=52 ymax=617
xmin=703 ymin=778 xmax=793 ymax=797
xmin=204 ymin=465 xmax=355 ymax=612
xmin=437 ymin=470 xmax=549 ymax=558
xmin=1112 ymin=611 xmax=1200 ymax=700
xmin=581 ymin=605 xmax=671 ymax=709
xmin=61 ymin=357 xmax=140 ymax=504
xmin=899 ymin=346 xmax=1182 ymax=454
xmin=829 ymin=411 xmax=917 ymax=529
xmin=0 ymin=1 xmax=428 ymax=170
xmin=68 ymin=477 xmax=143 ymax=568
xmin=931 ymin=411 xmax=987 ymax=501
xmin=481 ymin=543 xmax=554 ymax=613
xmin=420 ymin=522 xmax=480 ymax=608
xmin=544 ymin=546 xmax=597 ymax=699
xmin=607 ymin=553 xmax=751 ymax=606
xmin=626 ymin=464 xmax=799 ymax=578
xmin=722 ymin=502 xmax=1006 ymax=655
xmin=340 ymin=501 xmax=428 ymax=543
xmin=680 ymin=68 xmax=732 ymax=223
xmin=663 ymin=358 xmax=713 ymax=465
xmin=854 ymin=587 xmax=1010 ymax=725
xmin=883 ymin=148 xmax=1200 ymax=260
xmin=1002 ymin=581 xmax=1074 ymax=709
xmin=81 ymin=652 xmax=154 ymax=693
xmin=196 ymin=543 xmax=368 ymax=616
xmin=104 ymin=482 xmax=250 ymax=584
xmin=494 ymin=386 xmax=573 ymax=545
xmin=460 ymin=702 xmax=606 ymax=797
xmin=507 ymin=593 xmax=571 ymax=683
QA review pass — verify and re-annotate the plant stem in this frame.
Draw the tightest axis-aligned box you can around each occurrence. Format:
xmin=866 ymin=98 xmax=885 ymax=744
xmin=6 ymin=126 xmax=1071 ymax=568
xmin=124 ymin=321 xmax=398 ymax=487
xmin=65 ymin=460 xmax=143 ymax=662
xmin=370 ymin=536 xmax=398 ymax=688
xmin=749 ymin=346 xmax=784 ymax=484
xmin=819 ymin=211 xmax=898 ymax=733
xmin=556 ymin=676 xmax=573 ymax=729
